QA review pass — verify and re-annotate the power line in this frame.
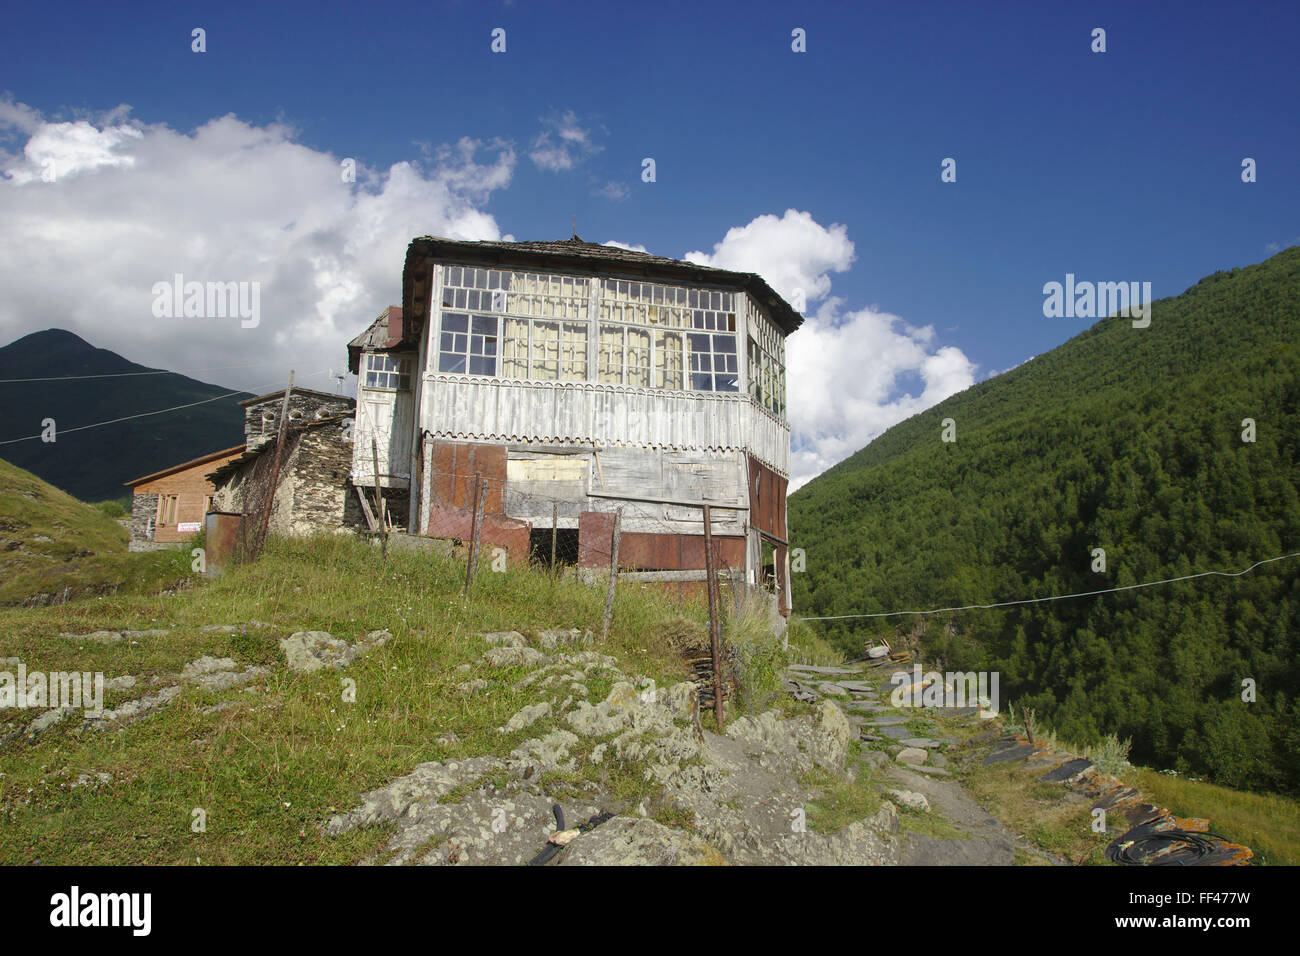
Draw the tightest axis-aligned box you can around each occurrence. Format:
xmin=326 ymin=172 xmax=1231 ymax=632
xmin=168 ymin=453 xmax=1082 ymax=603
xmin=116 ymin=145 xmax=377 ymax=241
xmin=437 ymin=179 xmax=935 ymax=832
xmin=794 ymin=550 xmax=1300 ymax=622
xmin=0 ymin=369 xmax=332 ymax=446
xmin=0 ymin=358 xmax=317 ymax=384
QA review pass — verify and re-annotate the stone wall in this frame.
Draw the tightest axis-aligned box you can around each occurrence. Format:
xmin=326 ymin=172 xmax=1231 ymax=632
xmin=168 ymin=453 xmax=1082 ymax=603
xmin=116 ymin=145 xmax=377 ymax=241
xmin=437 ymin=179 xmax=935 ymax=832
xmin=129 ymin=493 xmax=158 ymax=546
xmin=245 ymin=393 xmax=355 ymax=451
xmin=281 ymin=421 xmax=355 ymax=535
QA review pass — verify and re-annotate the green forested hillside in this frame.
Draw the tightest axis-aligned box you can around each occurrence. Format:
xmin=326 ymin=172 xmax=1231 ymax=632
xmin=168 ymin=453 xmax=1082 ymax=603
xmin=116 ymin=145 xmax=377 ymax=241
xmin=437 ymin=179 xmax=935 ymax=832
xmin=789 ymin=248 xmax=1300 ymax=795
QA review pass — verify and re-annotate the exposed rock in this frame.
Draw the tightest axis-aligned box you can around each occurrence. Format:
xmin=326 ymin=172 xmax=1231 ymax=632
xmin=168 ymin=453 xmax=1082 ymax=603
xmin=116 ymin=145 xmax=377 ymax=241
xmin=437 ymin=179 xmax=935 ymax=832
xmin=886 ymin=788 xmax=931 ymax=812
xmin=536 ymin=628 xmax=592 ymax=651
xmin=280 ymin=629 xmax=388 ymax=673
xmin=499 ymin=702 xmax=551 ymax=734
xmin=179 ymin=656 xmax=268 ymax=691
xmin=325 ymin=640 xmax=898 ymax=867
xmin=58 ymin=630 xmax=121 ymax=644
xmin=87 ymin=686 xmax=182 ymax=728
xmin=557 ymin=816 xmax=715 ymax=865
xmin=896 ymin=747 xmax=929 ymax=766
xmin=508 ymin=729 xmax=581 ymax=778
xmin=481 ymin=631 xmax=528 ymax=648
xmin=481 ymin=646 xmax=547 ymax=668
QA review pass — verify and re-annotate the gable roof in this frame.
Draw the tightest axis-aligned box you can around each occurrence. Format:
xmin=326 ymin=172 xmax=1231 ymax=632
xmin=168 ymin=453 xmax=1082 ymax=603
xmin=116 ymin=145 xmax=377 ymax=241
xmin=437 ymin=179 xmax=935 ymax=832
xmin=238 ymin=387 xmax=355 ymax=409
xmin=206 ymin=413 xmax=352 ymax=484
xmin=124 ymin=445 xmax=246 ymax=488
xmin=401 ymin=235 xmax=804 ymax=340
xmin=347 ymin=305 xmax=413 ymax=375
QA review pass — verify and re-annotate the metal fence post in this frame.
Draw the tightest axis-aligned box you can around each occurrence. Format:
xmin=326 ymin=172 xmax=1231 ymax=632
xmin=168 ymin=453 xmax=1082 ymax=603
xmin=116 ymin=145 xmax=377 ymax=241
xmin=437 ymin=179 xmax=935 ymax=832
xmin=550 ymin=501 xmax=558 ymax=576
xmin=465 ymin=473 xmax=484 ymax=597
xmin=703 ymin=503 xmax=724 ymax=727
xmin=600 ymin=507 xmax=622 ymax=642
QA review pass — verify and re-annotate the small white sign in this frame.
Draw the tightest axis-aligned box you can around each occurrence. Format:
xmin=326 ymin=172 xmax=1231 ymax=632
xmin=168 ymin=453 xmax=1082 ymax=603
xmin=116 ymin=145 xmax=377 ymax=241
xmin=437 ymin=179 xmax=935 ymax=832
xmin=177 ymin=522 xmax=202 ymax=533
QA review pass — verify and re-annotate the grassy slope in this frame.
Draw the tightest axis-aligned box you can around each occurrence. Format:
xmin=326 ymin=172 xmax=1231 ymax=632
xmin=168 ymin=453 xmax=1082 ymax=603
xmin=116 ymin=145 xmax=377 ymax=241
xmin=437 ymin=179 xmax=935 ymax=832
xmin=0 ymin=457 xmax=191 ymax=605
xmin=0 ymin=535 xmax=721 ymax=864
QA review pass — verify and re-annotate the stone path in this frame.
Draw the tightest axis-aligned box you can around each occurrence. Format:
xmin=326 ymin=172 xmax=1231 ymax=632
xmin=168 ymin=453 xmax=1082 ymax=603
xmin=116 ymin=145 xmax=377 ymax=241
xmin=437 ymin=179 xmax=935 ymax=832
xmin=783 ymin=660 xmax=1056 ymax=866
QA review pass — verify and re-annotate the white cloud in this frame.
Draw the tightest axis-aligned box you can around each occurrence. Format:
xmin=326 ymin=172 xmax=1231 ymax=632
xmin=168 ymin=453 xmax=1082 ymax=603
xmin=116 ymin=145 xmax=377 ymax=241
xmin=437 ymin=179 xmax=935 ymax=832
xmin=786 ymin=298 xmax=976 ymax=490
xmin=684 ymin=208 xmax=855 ymax=306
xmin=683 ymin=209 xmax=975 ymax=491
xmin=602 ymin=240 xmax=648 ymax=253
xmin=595 ymin=180 xmax=627 ymax=201
xmin=0 ymin=102 xmax=514 ymax=395
xmin=529 ymin=110 xmax=601 ymax=173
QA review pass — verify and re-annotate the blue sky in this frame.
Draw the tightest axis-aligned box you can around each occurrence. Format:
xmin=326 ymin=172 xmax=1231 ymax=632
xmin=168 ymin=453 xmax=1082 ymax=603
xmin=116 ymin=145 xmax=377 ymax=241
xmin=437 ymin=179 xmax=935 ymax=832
xmin=2 ymin=0 xmax=1297 ymax=486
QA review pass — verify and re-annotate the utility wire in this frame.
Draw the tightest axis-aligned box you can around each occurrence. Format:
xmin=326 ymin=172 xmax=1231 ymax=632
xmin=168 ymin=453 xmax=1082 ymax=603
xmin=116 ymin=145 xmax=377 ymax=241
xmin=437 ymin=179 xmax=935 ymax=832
xmin=0 ymin=358 xmax=324 ymax=384
xmin=795 ymin=551 xmax=1300 ymax=622
xmin=0 ymin=369 xmax=332 ymax=446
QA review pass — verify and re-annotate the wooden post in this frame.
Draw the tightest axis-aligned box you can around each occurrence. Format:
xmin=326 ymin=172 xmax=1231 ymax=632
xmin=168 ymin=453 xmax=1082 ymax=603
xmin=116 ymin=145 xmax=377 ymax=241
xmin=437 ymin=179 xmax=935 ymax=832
xmin=600 ymin=507 xmax=622 ymax=642
xmin=550 ymin=501 xmax=558 ymax=576
xmin=251 ymin=371 xmax=293 ymax=559
xmin=703 ymin=503 xmax=724 ymax=727
xmin=464 ymin=473 xmax=484 ymax=597
xmin=371 ymin=438 xmax=388 ymax=560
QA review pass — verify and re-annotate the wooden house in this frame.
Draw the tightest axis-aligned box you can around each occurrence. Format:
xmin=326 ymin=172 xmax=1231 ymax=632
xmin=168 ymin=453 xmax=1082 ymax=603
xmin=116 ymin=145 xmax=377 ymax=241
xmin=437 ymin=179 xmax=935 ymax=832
xmin=351 ymin=236 xmax=799 ymax=612
xmin=125 ymin=445 xmax=245 ymax=551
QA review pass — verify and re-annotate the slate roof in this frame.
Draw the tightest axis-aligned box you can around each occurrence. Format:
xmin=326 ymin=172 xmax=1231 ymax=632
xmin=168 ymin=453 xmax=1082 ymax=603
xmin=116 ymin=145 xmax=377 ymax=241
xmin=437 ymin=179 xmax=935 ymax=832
xmin=401 ymin=235 xmax=804 ymax=340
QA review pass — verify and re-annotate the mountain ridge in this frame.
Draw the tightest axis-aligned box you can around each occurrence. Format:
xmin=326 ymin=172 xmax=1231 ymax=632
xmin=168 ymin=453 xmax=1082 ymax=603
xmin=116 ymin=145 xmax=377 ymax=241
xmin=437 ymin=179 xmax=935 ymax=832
xmin=0 ymin=328 xmax=252 ymax=501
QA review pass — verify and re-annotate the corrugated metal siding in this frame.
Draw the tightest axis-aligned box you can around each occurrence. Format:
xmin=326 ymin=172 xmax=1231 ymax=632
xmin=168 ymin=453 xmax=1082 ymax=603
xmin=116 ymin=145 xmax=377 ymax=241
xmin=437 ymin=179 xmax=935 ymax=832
xmin=421 ymin=375 xmax=789 ymax=475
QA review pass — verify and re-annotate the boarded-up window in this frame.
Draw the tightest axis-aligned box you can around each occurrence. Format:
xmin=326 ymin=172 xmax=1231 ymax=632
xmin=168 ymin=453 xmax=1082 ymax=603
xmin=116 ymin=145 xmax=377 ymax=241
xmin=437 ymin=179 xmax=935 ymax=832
xmin=158 ymin=495 xmax=179 ymax=525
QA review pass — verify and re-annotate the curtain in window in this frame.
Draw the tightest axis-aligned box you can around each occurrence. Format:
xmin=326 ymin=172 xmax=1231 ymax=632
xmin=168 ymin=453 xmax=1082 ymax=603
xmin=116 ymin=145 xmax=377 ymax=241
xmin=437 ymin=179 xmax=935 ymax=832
xmin=502 ymin=317 xmax=528 ymax=378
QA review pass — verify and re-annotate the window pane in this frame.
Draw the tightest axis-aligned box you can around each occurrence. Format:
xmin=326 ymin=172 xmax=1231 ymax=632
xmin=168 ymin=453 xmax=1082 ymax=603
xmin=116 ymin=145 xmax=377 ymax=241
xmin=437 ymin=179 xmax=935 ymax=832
xmin=438 ymin=353 xmax=465 ymax=373
xmin=443 ymin=313 xmax=467 ymax=333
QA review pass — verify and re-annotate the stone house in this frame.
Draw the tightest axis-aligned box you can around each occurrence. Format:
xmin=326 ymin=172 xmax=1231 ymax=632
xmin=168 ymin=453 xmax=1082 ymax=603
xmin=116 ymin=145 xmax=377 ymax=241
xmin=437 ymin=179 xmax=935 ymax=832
xmin=207 ymin=388 xmax=357 ymax=537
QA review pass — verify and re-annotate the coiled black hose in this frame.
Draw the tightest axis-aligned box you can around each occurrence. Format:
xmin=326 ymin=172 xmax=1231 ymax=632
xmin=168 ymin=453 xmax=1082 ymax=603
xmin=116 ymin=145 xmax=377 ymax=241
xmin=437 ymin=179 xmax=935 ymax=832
xmin=1106 ymin=825 xmax=1235 ymax=865
xmin=526 ymin=804 xmax=567 ymax=866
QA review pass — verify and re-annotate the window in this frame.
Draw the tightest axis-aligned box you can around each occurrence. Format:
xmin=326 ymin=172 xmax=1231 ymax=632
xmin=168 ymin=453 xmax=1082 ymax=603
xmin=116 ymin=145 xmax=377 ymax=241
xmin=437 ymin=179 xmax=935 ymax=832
xmin=364 ymin=353 xmax=411 ymax=390
xmin=437 ymin=313 xmax=499 ymax=375
xmin=598 ymin=325 xmax=650 ymax=387
xmin=158 ymin=495 xmax=179 ymax=525
xmin=436 ymin=264 xmax=741 ymax=392
xmin=530 ymin=320 xmax=589 ymax=381
xmin=745 ymin=297 xmax=786 ymax=418
xmin=688 ymin=333 xmax=739 ymax=392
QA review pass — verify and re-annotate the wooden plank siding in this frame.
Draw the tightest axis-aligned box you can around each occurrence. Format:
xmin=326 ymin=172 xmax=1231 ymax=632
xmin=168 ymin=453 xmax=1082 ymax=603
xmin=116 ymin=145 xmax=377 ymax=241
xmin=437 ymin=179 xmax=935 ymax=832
xmin=418 ymin=374 xmax=790 ymax=477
